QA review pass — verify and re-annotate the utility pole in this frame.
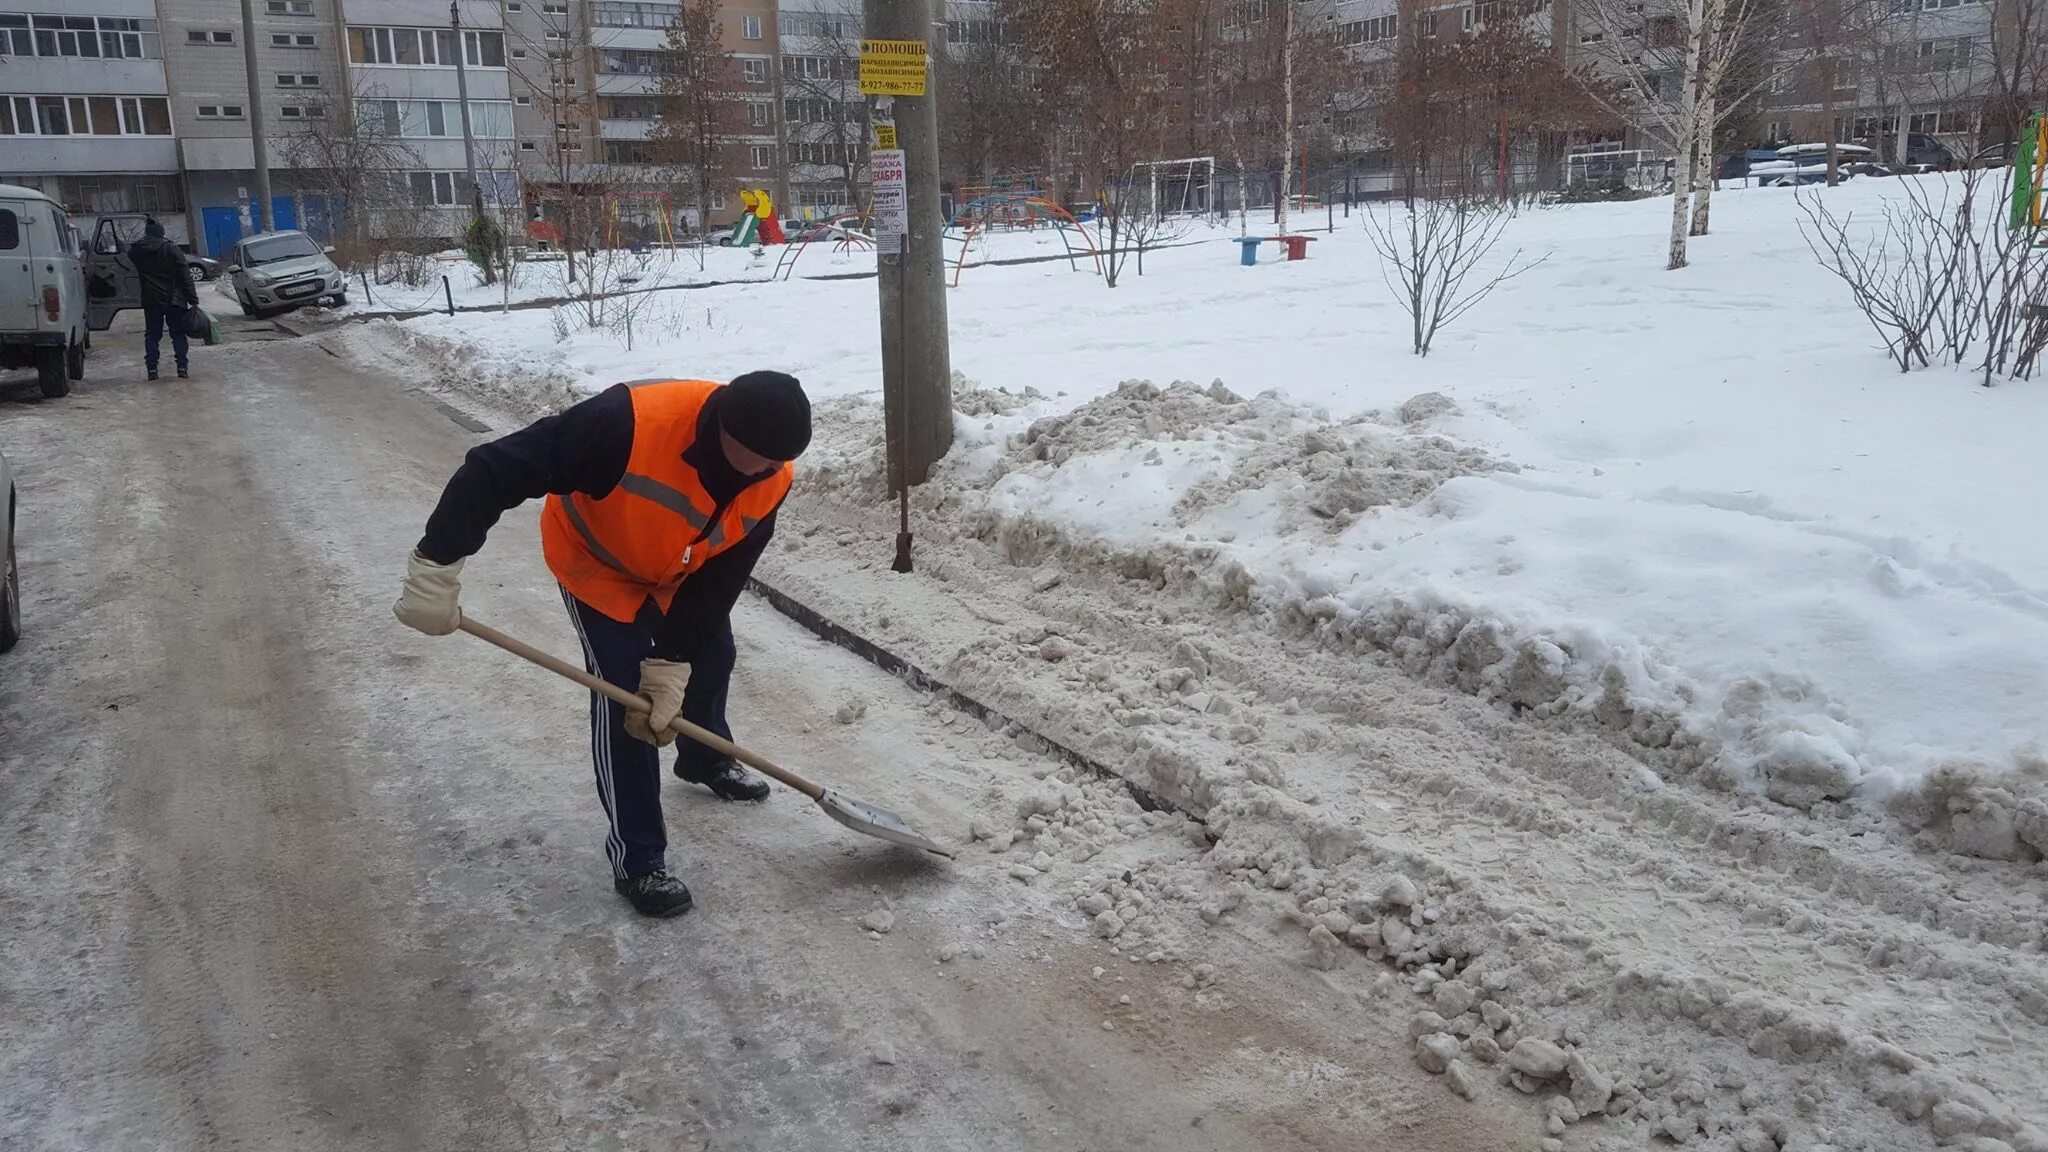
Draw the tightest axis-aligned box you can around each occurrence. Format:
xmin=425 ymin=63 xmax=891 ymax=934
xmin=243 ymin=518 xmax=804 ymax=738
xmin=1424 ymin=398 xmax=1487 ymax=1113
xmin=450 ymin=2 xmax=484 ymax=221
xmin=450 ymin=1 xmax=494 ymax=283
xmin=238 ymin=0 xmax=274 ymax=232
xmin=862 ymin=0 xmax=951 ymax=572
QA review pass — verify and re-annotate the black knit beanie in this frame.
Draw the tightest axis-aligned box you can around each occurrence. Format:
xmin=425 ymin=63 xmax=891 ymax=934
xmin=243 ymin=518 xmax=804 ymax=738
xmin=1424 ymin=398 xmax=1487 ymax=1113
xmin=719 ymin=370 xmax=812 ymax=461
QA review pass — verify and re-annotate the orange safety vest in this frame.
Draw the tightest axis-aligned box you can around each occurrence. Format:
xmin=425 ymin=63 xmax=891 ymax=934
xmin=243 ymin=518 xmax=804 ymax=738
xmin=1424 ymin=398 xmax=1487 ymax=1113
xmin=540 ymin=379 xmax=793 ymax=623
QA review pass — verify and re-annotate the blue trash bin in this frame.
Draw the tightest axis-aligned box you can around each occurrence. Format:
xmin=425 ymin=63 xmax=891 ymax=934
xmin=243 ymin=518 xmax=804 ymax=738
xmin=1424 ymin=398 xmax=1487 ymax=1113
xmin=1237 ymin=236 xmax=1263 ymax=266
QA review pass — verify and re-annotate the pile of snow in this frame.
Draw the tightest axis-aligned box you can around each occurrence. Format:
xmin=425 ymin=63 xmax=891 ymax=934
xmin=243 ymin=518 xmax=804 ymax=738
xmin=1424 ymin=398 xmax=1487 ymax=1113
xmin=357 ymin=175 xmax=2048 ymax=849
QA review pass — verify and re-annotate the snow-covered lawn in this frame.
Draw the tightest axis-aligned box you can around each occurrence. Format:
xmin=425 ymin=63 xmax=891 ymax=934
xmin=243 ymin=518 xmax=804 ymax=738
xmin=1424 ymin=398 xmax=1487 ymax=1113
xmin=340 ymin=217 xmax=1147 ymax=313
xmin=366 ymin=176 xmax=2048 ymax=828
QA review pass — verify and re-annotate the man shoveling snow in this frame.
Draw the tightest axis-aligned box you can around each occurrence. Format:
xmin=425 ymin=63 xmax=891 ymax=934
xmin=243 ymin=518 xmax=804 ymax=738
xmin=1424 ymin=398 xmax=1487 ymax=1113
xmin=394 ymin=371 xmax=811 ymax=918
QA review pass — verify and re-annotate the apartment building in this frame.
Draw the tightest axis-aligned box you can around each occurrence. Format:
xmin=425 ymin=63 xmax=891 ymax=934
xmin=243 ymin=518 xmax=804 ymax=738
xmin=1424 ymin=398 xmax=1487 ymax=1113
xmin=0 ymin=2 xmax=185 ymax=244
xmin=1759 ymin=0 xmax=2006 ymax=162
xmin=341 ymin=0 xmax=519 ymax=238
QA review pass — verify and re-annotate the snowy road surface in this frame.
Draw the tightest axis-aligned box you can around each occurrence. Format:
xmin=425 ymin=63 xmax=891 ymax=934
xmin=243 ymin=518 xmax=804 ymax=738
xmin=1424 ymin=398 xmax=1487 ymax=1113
xmin=0 ymin=333 xmax=1540 ymax=1149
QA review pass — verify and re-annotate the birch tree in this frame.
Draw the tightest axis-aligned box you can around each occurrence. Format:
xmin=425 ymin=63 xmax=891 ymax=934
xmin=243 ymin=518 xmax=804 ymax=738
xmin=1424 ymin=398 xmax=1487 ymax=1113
xmin=650 ymin=0 xmax=739 ymax=235
xmin=1579 ymin=0 xmax=1786 ymax=263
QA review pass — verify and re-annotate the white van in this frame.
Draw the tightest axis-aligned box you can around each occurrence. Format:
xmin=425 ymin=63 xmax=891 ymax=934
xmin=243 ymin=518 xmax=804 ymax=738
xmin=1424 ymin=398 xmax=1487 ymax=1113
xmin=0 ymin=183 xmax=90 ymax=398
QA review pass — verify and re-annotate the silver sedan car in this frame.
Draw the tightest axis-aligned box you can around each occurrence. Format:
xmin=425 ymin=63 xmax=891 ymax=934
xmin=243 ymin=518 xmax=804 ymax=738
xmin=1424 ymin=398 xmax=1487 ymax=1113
xmin=225 ymin=230 xmax=347 ymax=317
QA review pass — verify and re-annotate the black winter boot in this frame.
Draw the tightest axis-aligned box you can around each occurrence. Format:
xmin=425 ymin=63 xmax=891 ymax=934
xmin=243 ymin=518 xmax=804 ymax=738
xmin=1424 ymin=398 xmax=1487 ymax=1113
xmin=614 ymin=869 xmax=693 ymax=918
xmin=676 ymin=757 xmax=770 ymax=802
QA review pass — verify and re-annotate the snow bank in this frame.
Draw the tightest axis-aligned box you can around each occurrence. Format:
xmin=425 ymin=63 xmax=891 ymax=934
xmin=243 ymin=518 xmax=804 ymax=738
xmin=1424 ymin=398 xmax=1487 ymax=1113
xmin=850 ymin=373 xmax=2048 ymax=839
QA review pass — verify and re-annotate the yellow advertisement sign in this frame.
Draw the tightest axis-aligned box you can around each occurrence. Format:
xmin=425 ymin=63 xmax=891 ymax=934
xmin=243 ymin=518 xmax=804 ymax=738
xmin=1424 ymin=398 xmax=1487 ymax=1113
xmin=859 ymin=38 xmax=927 ymax=96
xmin=875 ymin=124 xmax=898 ymax=149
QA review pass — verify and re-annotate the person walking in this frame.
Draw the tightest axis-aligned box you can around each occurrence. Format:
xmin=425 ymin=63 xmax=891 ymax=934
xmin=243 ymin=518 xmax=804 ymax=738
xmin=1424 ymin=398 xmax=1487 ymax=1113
xmin=128 ymin=219 xmax=198 ymax=381
xmin=393 ymin=372 xmax=811 ymax=918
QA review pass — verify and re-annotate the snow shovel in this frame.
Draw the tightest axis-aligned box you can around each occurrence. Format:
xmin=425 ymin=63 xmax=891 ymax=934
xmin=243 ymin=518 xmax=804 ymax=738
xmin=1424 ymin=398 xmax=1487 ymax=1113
xmin=457 ymin=615 xmax=955 ymax=859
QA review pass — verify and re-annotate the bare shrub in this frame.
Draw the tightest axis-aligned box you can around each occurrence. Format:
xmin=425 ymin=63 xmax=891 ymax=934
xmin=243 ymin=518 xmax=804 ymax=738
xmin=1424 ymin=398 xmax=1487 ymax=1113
xmin=1795 ymin=179 xmax=1960 ymax=371
xmin=1363 ymin=197 xmax=1547 ymax=357
xmin=1800 ymin=171 xmax=2048 ymax=384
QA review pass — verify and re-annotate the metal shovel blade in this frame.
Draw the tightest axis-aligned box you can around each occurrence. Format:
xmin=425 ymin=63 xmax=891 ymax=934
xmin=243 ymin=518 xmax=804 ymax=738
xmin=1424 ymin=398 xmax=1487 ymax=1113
xmin=818 ymin=788 xmax=956 ymax=859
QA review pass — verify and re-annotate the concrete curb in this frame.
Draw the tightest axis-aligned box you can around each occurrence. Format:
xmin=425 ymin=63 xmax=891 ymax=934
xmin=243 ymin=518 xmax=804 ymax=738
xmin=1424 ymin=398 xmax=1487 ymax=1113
xmin=745 ymin=575 xmax=1191 ymax=820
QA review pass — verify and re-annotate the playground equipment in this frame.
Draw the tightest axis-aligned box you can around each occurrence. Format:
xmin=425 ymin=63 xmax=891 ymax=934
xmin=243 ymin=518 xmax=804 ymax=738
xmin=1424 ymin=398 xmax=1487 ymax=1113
xmin=1133 ymin=157 xmax=1217 ymax=217
xmin=1236 ymin=234 xmax=1315 ymax=265
xmin=2012 ymin=114 xmax=2048 ymax=230
xmin=951 ymin=169 xmax=1046 ymax=207
xmin=771 ymin=212 xmax=876 ymax=280
xmin=726 ymin=189 xmax=785 ymax=246
xmin=605 ymin=192 xmax=676 ymax=250
xmin=946 ymin=192 xmax=1103 ymax=286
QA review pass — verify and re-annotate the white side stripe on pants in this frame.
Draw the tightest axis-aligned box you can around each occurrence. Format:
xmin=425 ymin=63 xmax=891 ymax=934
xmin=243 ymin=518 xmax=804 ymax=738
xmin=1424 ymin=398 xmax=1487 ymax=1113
xmin=560 ymin=586 xmax=628 ymax=879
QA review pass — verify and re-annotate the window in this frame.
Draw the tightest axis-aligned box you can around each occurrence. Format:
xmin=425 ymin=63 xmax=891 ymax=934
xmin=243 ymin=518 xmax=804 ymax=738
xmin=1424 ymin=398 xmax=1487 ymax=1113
xmin=782 ymin=54 xmax=850 ymax=80
xmin=347 ymin=25 xmax=501 ymax=68
xmin=409 ymin=170 xmax=464 ymax=207
xmin=1224 ymin=0 xmax=1275 ymax=28
xmin=594 ymin=1 xmax=676 ymax=28
xmin=946 ymin=18 xmax=995 ymax=44
xmin=1919 ymin=35 xmax=1972 ymax=71
xmin=0 ymin=14 xmax=161 ymax=60
xmin=267 ymin=0 xmax=314 ymax=13
xmin=1421 ymin=10 xmax=1440 ymax=35
xmin=355 ymin=98 xmax=515 ymax=138
xmin=511 ymin=48 xmax=527 ymax=59
xmin=521 ymin=140 xmax=536 ymax=150
xmin=515 ymin=95 xmax=531 ymax=105
xmin=1336 ymin=14 xmax=1396 ymax=45
xmin=751 ymin=143 xmax=773 ymax=169
xmin=1579 ymin=26 xmax=1605 ymax=43
xmin=743 ymin=14 xmax=763 ymax=38
xmin=742 ymin=57 xmax=767 ymax=83
xmin=783 ymin=12 xmax=851 ymax=38
xmin=196 ymin=104 xmax=244 ymax=119
xmin=602 ymin=95 xmax=661 ymax=119
xmin=0 ymin=210 xmax=15 ymax=251
xmin=784 ymin=97 xmax=843 ymax=124
xmin=1922 ymin=0 xmax=1963 ymax=8
xmin=280 ymin=105 xmax=303 ymax=118
xmin=604 ymin=140 xmax=658 ymax=164
xmin=599 ymin=48 xmax=665 ymax=74
xmin=1911 ymin=109 xmax=1970 ymax=134
xmin=190 ymin=29 xmax=235 ymax=44
xmin=544 ymin=2 xmax=568 ymax=11
xmin=508 ymin=1 xmax=521 ymax=8
xmin=789 ymin=140 xmax=846 ymax=166
xmin=749 ymin=101 xmax=768 ymax=126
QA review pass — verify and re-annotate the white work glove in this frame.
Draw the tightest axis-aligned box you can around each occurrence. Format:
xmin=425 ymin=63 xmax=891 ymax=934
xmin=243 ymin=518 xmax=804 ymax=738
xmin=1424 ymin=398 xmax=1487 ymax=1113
xmin=624 ymin=658 xmax=688 ymax=747
xmin=393 ymin=551 xmax=463 ymax=635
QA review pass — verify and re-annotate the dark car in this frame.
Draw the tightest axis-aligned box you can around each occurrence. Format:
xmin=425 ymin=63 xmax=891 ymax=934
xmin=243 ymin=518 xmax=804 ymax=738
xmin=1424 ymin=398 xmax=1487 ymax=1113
xmin=1854 ymin=132 xmax=1954 ymax=168
xmin=1719 ymin=149 xmax=1786 ymax=180
xmin=1970 ymin=140 xmax=2019 ymax=168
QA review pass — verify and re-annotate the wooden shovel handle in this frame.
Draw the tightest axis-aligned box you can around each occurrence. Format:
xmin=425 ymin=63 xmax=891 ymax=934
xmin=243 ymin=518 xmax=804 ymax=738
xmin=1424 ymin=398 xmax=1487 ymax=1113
xmin=457 ymin=615 xmax=824 ymax=801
